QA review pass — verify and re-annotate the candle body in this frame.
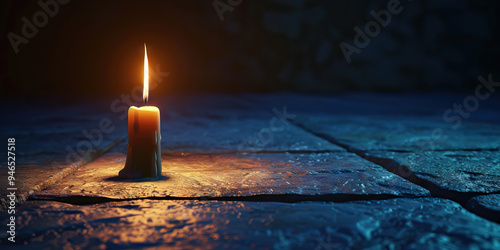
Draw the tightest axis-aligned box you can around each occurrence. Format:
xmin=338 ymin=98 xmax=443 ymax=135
xmin=119 ymin=106 xmax=162 ymax=178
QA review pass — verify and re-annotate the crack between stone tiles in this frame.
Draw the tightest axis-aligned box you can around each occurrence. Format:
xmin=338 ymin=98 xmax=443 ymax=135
xmin=292 ymin=121 xmax=500 ymax=224
xmin=28 ymin=193 xmax=410 ymax=206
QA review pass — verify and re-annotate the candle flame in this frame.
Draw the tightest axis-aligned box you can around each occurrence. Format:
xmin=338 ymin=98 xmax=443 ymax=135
xmin=143 ymin=43 xmax=149 ymax=104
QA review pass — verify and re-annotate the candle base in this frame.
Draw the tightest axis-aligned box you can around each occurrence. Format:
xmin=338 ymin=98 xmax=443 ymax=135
xmin=119 ymin=144 xmax=162 ymax=179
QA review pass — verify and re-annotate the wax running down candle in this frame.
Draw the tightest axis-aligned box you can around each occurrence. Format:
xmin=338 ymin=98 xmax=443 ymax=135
xmin=119 ymin=44 xmax=162 ymax=178
xmin=119 ymin=106 xmax=161 ymax=178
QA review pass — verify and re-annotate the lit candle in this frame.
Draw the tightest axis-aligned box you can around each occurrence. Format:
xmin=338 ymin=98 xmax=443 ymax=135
xmin=119 ymin=44 xmax=162 ymax=178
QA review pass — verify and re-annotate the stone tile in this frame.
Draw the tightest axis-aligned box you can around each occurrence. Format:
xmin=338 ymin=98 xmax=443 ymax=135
xmin=0 ymin=138 xmax=124 ymax=208
xmin=158 ymin=94 xmax=270 ymax=119
xmin=161 ymin=116 xmax=343 ymax=153
xmin=365 ymin=150 xmax=500 ymax=194
xmin=296 ymin=115 xmax=500 ymax=151
xmin=2 ymin=198 xmax=499 ymax=249
xmin=35 ymin=152 xmax=429 ymax=199
xmin=0 ymin=165 xmax=68 ymax=201
xmin=467 ymin=194 xmax=500 ymax=223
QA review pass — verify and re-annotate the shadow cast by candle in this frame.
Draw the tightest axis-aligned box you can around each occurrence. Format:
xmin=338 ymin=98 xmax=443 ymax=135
xmin=104 ymin=175 xmax=169 ymax=183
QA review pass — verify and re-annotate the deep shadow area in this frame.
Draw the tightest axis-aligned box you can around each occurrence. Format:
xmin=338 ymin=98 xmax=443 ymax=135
xmin=104 ymin=175 xmax=170 ymax=183
xmin=1 ymin=0 xmax=500 ymax=97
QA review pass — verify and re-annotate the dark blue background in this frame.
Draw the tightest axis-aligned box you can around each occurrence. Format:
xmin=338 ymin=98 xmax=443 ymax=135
xmin=1 ymin=0 xmax=499 ymax=97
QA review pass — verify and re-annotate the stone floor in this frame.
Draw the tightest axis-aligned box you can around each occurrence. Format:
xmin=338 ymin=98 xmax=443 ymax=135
xmin=1 ymin=92 xmax=500 ymax=249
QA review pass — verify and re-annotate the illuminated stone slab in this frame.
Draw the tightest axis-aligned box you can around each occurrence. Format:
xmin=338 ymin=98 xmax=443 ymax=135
xmin=35 ymin=152 xmax=429 ymax=199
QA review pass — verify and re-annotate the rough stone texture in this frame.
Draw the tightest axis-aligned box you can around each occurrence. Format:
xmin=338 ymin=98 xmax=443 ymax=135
xmin=35 ymin=152 xmax=429 ymax=200
xmin=295 ymin=115 xmax=500 ymax=151
xmin=287 ymin=94 xmax=500 ymax=224
xmin=0 ymin=165 xmax=68 ymax=201
xmin=365 ymin=150 xmax=500 ymax=194
xmin=467 ymin=194 xmax=500 ymax=223
xmin=1 ymin=198 xmax=499 ymax=249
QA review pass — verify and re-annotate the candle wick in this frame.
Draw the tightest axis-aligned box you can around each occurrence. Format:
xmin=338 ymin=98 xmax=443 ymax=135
xmin=145 ymin=97 xmax=148 ymax=105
